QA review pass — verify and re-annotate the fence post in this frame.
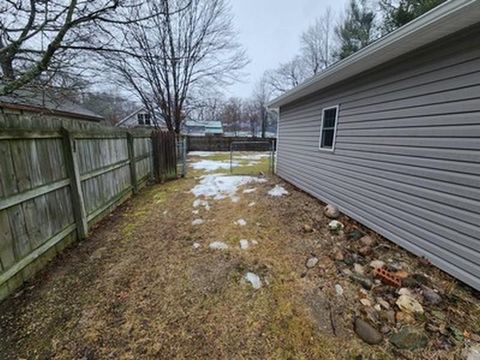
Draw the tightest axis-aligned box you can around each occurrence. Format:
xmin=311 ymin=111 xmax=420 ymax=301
xmin=61 ymin=128 xmax=88 ymax=239
xmin=127 ymin=133 xmax=138 ymax=194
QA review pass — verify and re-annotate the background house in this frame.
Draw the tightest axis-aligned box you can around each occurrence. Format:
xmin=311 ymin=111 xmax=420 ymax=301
xmin=0 ymin=88 xmax=105 ymax=130
xmin=184 ymin=120 xmax=223 ymax=136
xmin=269 ymin=1 xmax=480 ymax=291
xmin=116 ymin=107 xmax=167 ymax=129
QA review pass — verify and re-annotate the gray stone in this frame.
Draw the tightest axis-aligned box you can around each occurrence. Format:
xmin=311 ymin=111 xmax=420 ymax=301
xmin=421 ymin=286 xmax=442 ymax=305
xmin=360 ymin=235 xmax=375 ymax=247
xmin=306 ymin=257 xmax=319 ymax=269
xmin=354 ymin=318 xmax=383 ymax=345
xmin=350 ymin=273 xmax=373 ymax=290
xmin=464 ymin=344 xmax=480 ymax=360
xmin=324 ymin=204 xmax=340 ymax=219
xmin=390 ymin=327 xmax=428 ymax=350
xmin=347 ymin=230 xmax=364 ymax=241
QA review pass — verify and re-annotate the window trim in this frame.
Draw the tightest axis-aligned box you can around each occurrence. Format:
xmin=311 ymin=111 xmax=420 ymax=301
xmin=318 ymin=105 xmax=339 ymax=152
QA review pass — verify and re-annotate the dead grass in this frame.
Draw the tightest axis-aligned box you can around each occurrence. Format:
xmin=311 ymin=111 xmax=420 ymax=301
xmin=0 ymin=152 xmax=477 ymax=359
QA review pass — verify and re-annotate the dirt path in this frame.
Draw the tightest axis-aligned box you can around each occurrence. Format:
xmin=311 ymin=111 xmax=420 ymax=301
xmin=0 ymin=153 xmax=478 ymax=359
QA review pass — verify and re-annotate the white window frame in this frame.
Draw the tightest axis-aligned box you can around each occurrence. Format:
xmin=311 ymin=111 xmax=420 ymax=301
xmin=318 ymin=105 xmax=339 ymax=152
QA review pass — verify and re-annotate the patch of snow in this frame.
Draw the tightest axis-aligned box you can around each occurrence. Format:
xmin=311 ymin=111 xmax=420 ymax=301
xmin=191 ymin=160 xmax=238 ymax=172
xmin=236 ymin=153 xmax=270 ymax=160
xmin=193 ymin=243 xmax=201 ymax=249
xmin=244 ymin=272 xmax=262 ymax=289
xmin=231 ymin=196 xmax=240 ymax=203
xmin=248 ymin=202 xmax=256 ymax=207
xmin=192 ymin=210 xmax=199 ymax=215
xmin=191 ymin=174 xmax=267 ymax=201
xmin=243 ymin=188 xmax=256 ymax=194
xmin=234 ymin=219 xmax=247 ymax=226
xmin=189 ymin=151 xmax=227 ymax=157
xmin=268 ymin=185 xmax=289 ymax=197
xmin=193 ymin=199 xmax=210 ymax=210
xmin=239 ymin=239 xmax=249 ymax=249
xmin=192 ymin=219 xmax=204 ymax=226
xmin=209 ymin=241 xmax=229 ymax=250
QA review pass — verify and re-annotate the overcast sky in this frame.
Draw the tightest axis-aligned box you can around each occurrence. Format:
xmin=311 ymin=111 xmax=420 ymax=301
xmin=227 ymin=0 xmax=348 ymax=99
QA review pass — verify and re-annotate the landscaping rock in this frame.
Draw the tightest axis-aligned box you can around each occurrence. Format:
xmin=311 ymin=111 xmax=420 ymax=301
xmin=328 ymin=220 xmax=344 ymax=232
xmin=360 ymin=235 xmax=375 ymax=247
xmin=193 ymin=243 xmax=201 ymax=249
xmin=370 ymin=260 xmax=385 ymax=269
xmin=398 ymin=288 xmax=412 ymax=296
xmin=332 ymin=248 xmax=344 ymax=261
xmin=421 ymin=286 xmax=442 ymax=305
xmin=192 ymin=219 xmax=204 ymax=226
xmin=324 ymin=204 xmax=339 ymax=219
xmin=396 ymin=295 xmax=424 ymax=314
xmin=389 ymin=327 xmax=428 ymax=350
xmin=303 ymin=224 xmax=313 ymax=233
xmin=354 ymin=263 xmax=365 ymax=274
xmin=359 ymin=246 xmax=372 ymax=256
xmin=350 ymin=273 xmax=373 ymax=290
xmin=382 ymin=310 xmax=396 ymax=324
xmin=347 ymin=230 xmax=364 ymax=241
xmin=360 ymin=298 xmax=372 ymax=307
xmin=306 ymin=257 xmax=319 ymax=269
xmin=395 ymin=311 xmax=415 ymax=324
xmin=354 ymin=318 xmax=383 ymax=345
xmin=463 ymin=344 xmax=480 ymax=360
xmin=376 ymin=297 xmax=390 ymax=310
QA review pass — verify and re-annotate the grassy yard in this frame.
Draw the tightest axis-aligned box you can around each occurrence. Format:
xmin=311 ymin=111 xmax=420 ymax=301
xmin=0 ymin=152 xmax=478 ymax=359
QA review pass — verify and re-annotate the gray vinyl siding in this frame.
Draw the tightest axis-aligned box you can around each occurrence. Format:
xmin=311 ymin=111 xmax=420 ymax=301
xmin=276 ymin=25 xmax=480 ymax=290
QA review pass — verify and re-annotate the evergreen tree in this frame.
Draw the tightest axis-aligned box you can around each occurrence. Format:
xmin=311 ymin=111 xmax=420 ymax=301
xmin=335 ymin=0 xmax=375 ymax=60
xmin=380 ymin=0 xmax=446 ymax=34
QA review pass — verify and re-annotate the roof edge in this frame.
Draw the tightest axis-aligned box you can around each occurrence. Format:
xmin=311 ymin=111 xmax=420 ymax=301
xmin=268 ymin=0 xmax=480 ymax=108
xmin=0 ymin=102 xmax=103 ymax=122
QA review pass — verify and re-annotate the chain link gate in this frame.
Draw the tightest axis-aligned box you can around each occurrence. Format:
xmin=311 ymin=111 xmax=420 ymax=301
xmin=229 ymin=140 xmax=275 ymax=175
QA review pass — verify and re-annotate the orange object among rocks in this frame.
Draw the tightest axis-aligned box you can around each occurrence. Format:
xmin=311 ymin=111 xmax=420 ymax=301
xmin=374 ymin=267 xmax=402 ymax=287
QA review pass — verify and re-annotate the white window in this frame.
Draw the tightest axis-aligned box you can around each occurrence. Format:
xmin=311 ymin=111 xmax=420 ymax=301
xmin=319 ymin=105 xmax=339 ymax=151
xmin=137 ymin=113 xmax=152 ymax=126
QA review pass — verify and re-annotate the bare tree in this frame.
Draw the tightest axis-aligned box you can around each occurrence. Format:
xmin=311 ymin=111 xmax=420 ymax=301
xmin=243 ymin=100 xmax=260 ymax=137
xmin=265 ymin=56 xmax=307 ymax=95
xmin=252 ymin=74 xmax=273 ymax=138
xmin=221 ymin=97 xmax=243 ymax=136
xmin=300 ymin=7 xmax=334 ymax=76
xmin=105 ymin=0 xmax=248 ymax=133
xmin=0 ymin=0 xmax=158 ymax=96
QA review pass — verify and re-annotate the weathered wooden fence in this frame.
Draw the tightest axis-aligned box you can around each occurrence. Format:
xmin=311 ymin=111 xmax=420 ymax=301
xmin=0 ymin=128 xmax=153 ymax=301
xmin=152 ymin=131 xmax=177 ymax=182
xmin=187 ymin=136 xmax=276 ymax=152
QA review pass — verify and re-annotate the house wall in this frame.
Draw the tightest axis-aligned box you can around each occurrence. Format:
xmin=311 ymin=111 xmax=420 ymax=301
xmin=276 ymin=25 xmax=480 ymax=290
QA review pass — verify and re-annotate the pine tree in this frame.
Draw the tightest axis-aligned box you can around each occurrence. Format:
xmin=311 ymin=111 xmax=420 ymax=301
xmin=380 ymin=0 xmax=446 ymax=34
xmin=335 ymin=0 xmax=375 ymax=60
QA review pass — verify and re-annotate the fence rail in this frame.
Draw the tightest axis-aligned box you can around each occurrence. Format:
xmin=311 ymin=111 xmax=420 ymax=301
xmin=0 ymin=127 xmax=153 ymax=301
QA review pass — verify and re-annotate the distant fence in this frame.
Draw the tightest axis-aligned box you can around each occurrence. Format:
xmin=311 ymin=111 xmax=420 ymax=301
xmin=187 ymin=136 xmax=276 ymax=152
xmin=0 ymin=127 xmax=154 ymax=301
